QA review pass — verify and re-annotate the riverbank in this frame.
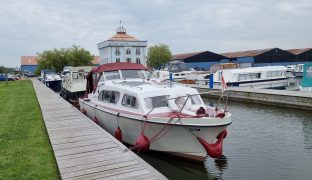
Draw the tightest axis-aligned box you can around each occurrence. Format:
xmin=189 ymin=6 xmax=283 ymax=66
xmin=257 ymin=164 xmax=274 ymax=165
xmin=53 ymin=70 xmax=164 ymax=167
xmin=0 ymin=81 xmax=60 ymax=179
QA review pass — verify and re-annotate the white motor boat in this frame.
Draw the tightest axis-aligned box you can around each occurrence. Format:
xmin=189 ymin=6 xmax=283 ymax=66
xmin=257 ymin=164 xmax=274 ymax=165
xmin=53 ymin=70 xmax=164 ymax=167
xmin=40 ymin=69 xmax=62 ymax=91
xmin=61 ymin=66 xmax=93 ymax=104
xmin=213 ymin=66 xmax=290 ymax=89
xmin=79 ymin=62 xmax=232 ymax=161
xmin=155 ymin=62 xmax=196 ymax=81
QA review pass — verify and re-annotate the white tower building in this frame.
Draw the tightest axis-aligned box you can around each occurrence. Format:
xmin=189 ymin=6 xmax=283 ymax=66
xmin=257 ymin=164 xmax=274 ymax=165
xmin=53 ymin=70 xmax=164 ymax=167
xmin=98 ymin=26 xmax=147 ymax=66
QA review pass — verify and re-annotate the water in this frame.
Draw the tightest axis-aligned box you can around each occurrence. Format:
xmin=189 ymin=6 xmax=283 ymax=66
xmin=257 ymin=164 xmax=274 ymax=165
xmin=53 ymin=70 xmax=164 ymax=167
xmin=139 ymin=99 xmax=312 ymax=180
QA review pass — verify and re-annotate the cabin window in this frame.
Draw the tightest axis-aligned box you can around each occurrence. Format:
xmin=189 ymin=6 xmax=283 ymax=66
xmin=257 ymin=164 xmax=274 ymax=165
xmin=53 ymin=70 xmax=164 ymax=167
xmin=72 ymin=72 xmax=78 ymax=79
xmin=122 ymin=94 xmax=138 ymax=108
xmin=104 ymin=71 xmax=120 ymax=80
xmin=116 ymin=58 xmax=120 ymax=63
xmin=188 ymin=95 xmax=201 ymax=105
xmin=250 ymin=73 xmax=261 ymax=79
xmin=126 ymin=58 xmax=131 ymax=63
xmin=98 ymin=91 xmax=120 ymax=104
xmin=121 ymin=70 xmax=145 ymax=79
xmin=144 ymin=95 xmax=168 ymax=109
xmin=238 ymin=74 xmax=247 ymax=81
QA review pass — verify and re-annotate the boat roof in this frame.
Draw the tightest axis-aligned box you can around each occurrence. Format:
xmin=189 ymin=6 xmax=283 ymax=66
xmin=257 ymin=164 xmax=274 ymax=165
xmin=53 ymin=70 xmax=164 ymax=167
xmin=93 ymin=62 xmax=148 ymax=73
xmin=104 ymin=80 xmax=197 ymax=96
xmin=69 ymin=66 xmax=93 ymax=72
xmin=222 ymin=66 xmax=287 ymax=74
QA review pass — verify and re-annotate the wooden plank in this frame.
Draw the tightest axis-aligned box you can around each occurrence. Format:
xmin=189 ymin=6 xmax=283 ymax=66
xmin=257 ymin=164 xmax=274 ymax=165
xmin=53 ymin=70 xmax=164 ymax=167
xmin=67 ymin=164 xmax=145 ymax=180
xmin=54 ymin=142 xmax=118 ymax=157
xmin=53 ymin=138 xmax=112 ymax=151
xmin=51 ymin=134 xmax=109 ymax=145
xmin=55 ymin=147 xmax=123 ymax=161
xmin=58 ymin=153 xmax=131 ymax=169
xmin=47 ymin=129 xmax=100 ymax=140
xmin=61 ymin=159 xmax=138 ymax=179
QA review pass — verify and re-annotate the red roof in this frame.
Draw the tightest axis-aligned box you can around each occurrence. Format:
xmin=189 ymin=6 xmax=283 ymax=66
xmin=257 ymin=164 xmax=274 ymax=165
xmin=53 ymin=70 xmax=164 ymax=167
xmin=94 ymin=62 xmax=148 ymax=73
xmin=92 ymin=56 xmax=100 ymax=65
xmin=21 ymin=56 xmax=38 ymax=65
xmin=108 ymin=32 xmax=139 ymax=41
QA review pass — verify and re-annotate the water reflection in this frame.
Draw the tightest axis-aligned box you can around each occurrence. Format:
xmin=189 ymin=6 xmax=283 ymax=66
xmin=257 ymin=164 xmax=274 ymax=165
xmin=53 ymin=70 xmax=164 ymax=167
xmin=139 ymin=151 xmax=224 ymax=180
xmin=302 ymin=117 xmax=312 ymax=151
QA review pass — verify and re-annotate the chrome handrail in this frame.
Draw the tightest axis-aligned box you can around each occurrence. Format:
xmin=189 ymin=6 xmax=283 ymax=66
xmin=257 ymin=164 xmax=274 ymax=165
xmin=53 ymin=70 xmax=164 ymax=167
xmin=143 ymin=91 xmax=220 ymax=120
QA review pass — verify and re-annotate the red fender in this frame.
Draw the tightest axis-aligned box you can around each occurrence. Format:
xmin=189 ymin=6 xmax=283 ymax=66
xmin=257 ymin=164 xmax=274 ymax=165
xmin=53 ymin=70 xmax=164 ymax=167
xmin=216 ymin=112 xmax=225 ymax=118
xmin=81 ymin=108 xmax=87 ymax=115
xmin=135 ymin=133 xmax=150 ymax=152
xmin=217 ymin=129 xmax=227 ymax=140
xmin=115 ymin=127 xmax=122 ymax=142
xmin=198 ymin=132 xmax=225 ymax=158
xmin=93 ymin=116 xmax=99 ymax=124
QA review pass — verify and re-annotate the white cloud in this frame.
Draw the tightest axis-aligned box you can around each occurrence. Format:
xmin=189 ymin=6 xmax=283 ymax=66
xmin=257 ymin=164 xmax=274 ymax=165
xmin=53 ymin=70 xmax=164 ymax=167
xmin=0 ymin=0 xmax=311 ymax=67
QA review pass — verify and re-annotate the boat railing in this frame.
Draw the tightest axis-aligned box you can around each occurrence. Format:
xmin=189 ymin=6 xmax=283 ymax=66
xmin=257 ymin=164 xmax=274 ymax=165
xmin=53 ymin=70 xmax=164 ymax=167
xmin=143 ymin=91 xmax=220 ymax=120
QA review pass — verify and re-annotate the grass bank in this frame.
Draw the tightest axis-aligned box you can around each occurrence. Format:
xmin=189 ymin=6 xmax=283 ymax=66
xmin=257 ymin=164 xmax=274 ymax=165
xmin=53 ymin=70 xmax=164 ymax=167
xmin=0 ymin=80 xmax=60 ymax=179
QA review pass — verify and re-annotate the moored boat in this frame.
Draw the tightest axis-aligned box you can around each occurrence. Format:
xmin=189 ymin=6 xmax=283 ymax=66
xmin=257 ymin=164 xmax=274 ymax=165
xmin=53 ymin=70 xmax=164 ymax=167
xmin=40 ymin=69 xmax=62 ymax=91
xmin=79 ymin=62 xmax=232 ymax=161
xmin=214 ymin=66 xmax=289 ymax=89
xmin=60 ymin=66 xmax=93 ymax=104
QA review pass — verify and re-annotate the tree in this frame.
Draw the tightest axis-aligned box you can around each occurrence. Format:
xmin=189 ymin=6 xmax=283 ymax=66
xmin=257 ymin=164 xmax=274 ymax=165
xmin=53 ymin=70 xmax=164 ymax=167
xmin=147 ymin=44 xmax=172 ymax=69
xmin=35 ymin=45 xmax=93 ymax=75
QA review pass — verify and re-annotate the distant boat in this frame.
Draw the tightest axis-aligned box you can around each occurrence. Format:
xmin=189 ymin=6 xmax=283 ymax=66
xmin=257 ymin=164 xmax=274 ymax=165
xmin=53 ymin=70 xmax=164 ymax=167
xmin=213 ymin=66 xmax=289 ymax=89
xmin=299 ymin=63 xmax=312 ymax=92
xmin=287 ymin=64 xmax=304 ymax=77
xmin=155 ymin=62 xmax=196 ymax=81
xmin=60 ymin=66 xmax=93 ymax=104
xmin=40 ymin=69 xmax=62 ymax=91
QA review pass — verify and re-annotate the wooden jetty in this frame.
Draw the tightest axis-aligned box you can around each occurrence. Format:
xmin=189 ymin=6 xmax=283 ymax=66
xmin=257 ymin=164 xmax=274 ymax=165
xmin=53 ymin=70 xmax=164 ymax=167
xmin=32 ymin=79 xmax=167 ymax=180
xmin=188 ymin=84 xmax=312 ymax=110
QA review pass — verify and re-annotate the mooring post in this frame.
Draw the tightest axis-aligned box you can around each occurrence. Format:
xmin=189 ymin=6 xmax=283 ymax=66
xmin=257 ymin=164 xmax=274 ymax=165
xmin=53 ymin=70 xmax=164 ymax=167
xmin=169 ymin=72 xmax=173 ymax=82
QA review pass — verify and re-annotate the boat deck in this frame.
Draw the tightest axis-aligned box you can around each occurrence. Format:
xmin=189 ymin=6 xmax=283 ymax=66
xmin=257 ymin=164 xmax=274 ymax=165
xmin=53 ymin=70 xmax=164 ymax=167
xmin=32 ymin=79 xmax=166 ymax=180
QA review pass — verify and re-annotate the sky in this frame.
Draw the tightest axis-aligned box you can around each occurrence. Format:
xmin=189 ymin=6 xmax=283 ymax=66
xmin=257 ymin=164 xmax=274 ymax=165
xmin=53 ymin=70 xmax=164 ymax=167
xmin=1 ymin=0 xmax=311 ymax=67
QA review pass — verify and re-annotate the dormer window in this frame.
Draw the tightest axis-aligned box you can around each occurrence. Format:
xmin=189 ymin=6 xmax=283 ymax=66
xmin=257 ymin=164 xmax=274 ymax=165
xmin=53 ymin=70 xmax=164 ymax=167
xmin=126 ymin=48 xmax=131 ymax=55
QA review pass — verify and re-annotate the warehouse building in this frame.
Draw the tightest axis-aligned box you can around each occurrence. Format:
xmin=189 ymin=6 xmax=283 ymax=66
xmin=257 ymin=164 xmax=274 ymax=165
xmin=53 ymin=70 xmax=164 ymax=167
xmin=171 ymin=51 xmax=228 ymax=70
xmin=221 ymin=48 xmax=296 ymax=67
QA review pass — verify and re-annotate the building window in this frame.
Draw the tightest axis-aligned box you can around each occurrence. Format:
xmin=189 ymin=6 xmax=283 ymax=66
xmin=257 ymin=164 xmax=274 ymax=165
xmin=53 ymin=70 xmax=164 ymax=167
xmin=126 ymin=58 xmax=131 ymax=63
xmin=136 ymin=58 xmax=141 ymax=64
xmin=136 ymin=48 xmax=140 ymax=55
xmin=122 ymin=94 xmax=138 ymax=108
xmin=115 ymin=48 xmax=120 ymax=56
xmin=116 ymin=58 xmax=120 ymax=63
xmin=126 ymin=48 xmax=131 ymax=55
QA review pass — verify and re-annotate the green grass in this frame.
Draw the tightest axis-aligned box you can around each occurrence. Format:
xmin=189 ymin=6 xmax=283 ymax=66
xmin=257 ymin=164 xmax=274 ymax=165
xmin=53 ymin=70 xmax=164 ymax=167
xmin=0 ymin=80 xmax=60 ymax=180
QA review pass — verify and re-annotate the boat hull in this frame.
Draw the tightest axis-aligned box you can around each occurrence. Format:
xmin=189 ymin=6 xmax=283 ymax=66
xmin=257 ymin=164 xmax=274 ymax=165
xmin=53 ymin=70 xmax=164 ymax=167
xmin=215 ymin=78 xmax=289 ymax=89
xmin=80 ymin=100 xmax=231 ymax=161
xmin=45 ymin=80 xmax=62 ymax=91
